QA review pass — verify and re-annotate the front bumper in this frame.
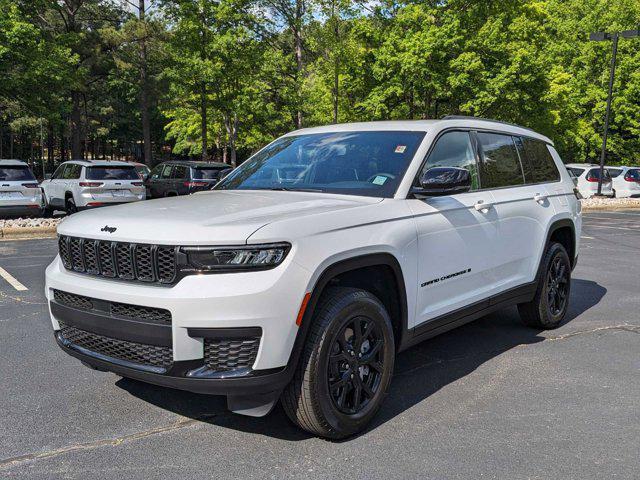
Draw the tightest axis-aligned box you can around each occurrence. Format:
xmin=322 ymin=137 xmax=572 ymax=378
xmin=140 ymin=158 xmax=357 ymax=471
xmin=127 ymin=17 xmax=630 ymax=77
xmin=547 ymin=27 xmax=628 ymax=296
xmin=45 ymin=254 xmax=310 ymax=396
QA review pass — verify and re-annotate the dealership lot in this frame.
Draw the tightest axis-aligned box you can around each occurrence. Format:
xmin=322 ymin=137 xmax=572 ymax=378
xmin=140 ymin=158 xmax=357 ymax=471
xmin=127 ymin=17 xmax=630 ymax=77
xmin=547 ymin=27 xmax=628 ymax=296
xmin=1 ymin=211 xmax=639 ymax=479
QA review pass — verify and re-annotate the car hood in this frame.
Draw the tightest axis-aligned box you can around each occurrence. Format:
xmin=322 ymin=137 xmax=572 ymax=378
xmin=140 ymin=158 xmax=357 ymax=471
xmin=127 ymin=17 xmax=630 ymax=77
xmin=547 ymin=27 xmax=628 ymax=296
xmin=57 ymin=190 xmax=382 ymax=244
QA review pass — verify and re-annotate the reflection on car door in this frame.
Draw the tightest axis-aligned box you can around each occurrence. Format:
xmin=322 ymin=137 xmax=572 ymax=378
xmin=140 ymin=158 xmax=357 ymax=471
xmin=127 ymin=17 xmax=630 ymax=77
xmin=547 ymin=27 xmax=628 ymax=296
xmin=408 ymin=130 xmax=499 ymax=328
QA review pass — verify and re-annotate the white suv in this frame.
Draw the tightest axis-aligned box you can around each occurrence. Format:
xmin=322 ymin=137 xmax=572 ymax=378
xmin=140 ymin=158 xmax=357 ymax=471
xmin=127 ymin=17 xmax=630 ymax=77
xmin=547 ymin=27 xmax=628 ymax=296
xmin=0 ymin=160 xmax=43 ymax=217
xmin=45 ymin=118 xmax=581 ymax=438
xmin=606 ymin=166 xmax=640 ymax=198
xmin=40 ymin=160 xmax=146 ymax=215
xmin=565 ymin=163 xmax=613 ymax=198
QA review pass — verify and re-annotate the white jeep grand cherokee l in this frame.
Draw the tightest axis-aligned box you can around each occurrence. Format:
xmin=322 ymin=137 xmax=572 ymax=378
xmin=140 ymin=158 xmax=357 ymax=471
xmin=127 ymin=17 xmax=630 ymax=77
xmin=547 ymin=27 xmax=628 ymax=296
xmin=41 ymin=160 xmax=146 ymax=215
xmin=46 ymin=117 xmax=581 ymax=438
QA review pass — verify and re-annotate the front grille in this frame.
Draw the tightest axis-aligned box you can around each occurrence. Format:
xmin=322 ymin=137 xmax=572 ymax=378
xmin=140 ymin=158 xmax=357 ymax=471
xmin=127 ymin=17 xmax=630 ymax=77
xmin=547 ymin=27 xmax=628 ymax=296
xmin=53 ymin=290 xmax=93 ymax=310
xmin=58 ymin=236 xmax=177 ymax=284
xmin=204 ymin=337 xmax=260 ymax=372
xmin=59 ymin=322 xmax=173 ymax=369
xmin=110 ymin=302 xmax=171 ymax=324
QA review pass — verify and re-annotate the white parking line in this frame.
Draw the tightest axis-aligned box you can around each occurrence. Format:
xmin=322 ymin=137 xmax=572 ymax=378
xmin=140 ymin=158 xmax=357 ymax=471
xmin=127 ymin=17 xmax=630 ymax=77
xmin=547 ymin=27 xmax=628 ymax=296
xmin=0 ymin=267 xmax=28 ymax=291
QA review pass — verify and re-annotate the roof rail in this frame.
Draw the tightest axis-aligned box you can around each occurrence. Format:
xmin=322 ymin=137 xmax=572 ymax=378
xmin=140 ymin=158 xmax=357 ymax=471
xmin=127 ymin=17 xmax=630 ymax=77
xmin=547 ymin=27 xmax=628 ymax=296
xmin=441 ymin=115 xmax=536 ymax=133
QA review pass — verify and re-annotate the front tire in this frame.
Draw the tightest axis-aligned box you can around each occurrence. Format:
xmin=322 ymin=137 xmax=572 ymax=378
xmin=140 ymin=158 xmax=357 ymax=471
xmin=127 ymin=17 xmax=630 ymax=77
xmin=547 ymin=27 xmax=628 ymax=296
xmin=282 ymin=287 xmax=395 ymax=439
xmin=518 ymin=242 xmax=571 ymax=329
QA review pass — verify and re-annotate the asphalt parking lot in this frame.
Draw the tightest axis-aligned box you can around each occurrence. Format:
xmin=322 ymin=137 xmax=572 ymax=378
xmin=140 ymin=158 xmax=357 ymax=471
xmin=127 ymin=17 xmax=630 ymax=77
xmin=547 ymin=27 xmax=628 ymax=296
xmin=1 ymin=211 xmax=639 ymax=479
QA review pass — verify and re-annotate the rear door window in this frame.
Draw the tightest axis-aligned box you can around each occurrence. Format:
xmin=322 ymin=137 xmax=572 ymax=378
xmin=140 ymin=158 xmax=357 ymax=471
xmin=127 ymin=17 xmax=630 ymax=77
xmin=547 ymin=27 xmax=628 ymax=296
xmin=63 ymin=164 xmax=82 ymax=180
xmin=172 ymin=165 xmax=188 ymax=179
xmin=521 ymin=138 xmax=560 ymax=183
xmin=421 ymin=131 xmax=480 ymax=190
xmin=567 ymin=167 xmax=585 ymax=177
xmin=477 ymin=132 xmax=524 ymax=188
xmin=0 ymin=166 xmax=36 ymax=181
xmin=160 ymin=164 xmax=173 ymax=179
xmin=86 ymin=166 xmax=139 ymax=180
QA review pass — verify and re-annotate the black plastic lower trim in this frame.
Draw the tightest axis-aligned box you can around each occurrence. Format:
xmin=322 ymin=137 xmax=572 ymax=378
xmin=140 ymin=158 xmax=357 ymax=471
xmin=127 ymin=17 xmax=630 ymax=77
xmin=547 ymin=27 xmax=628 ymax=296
xmin=187 ymin=326 xmax=262 ymax=339
xmin=0 ymin=205 xmax=43 ymax=217
xmin=51 ymin=301 xmax=171 ymax=347
xmin=55 ymin=332 xmax=288 ymax=396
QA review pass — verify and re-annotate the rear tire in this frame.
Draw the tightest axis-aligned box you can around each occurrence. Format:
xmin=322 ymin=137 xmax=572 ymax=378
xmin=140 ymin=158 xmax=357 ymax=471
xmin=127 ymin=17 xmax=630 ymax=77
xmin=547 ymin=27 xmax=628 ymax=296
xmin=65 ymin=196 xmax=78 ymax=215
xmin=518 ymin=242 xmax=571 ymax=329
xmin=281 ymin=287 xmax=395 ymax=439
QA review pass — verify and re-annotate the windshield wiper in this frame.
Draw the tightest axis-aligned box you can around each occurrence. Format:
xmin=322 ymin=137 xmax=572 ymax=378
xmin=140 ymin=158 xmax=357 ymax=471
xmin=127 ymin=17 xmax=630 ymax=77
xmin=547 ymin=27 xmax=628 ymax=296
xmin=267 ymin=187 xmax=323 ymax=192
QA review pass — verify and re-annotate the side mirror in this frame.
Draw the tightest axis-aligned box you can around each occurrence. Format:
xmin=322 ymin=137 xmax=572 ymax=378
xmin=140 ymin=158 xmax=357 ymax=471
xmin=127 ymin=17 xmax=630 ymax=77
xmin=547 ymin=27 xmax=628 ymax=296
xmin=414 ymin=167 xmax=471 ymax=197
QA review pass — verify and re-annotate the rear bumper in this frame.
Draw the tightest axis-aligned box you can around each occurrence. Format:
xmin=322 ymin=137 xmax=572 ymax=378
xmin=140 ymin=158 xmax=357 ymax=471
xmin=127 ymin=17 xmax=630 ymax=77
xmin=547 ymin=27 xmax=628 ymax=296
xmin=0 ymin=204 xmax=43 ymax=217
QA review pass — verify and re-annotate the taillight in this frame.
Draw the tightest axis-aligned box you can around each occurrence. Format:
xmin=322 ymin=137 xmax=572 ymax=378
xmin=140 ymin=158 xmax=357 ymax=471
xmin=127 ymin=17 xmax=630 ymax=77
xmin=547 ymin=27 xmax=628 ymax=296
xmin=21 ymin=183 xmax=39 ymax=188
xmin=79 ymin=182 xmax=103 ymax=187
xmin=585 ymin=174 xmax=599 ymax=183
xmin=131 ymin=181 xmax=143 ymax=186
xmin=184 ymin=181 xmax=208 ymax=188
xmin=624 ymin=174 xmax=639 ymax=182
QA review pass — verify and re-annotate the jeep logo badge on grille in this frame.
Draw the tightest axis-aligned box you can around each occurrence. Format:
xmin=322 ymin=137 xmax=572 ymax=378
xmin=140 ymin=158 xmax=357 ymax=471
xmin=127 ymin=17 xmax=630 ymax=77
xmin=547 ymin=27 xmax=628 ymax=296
xmin=101 ymin=225 xmax=117 ymax=233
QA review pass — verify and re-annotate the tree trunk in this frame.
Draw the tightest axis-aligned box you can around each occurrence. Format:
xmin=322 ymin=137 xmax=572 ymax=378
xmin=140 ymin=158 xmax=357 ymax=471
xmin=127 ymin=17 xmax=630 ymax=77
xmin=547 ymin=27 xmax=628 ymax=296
xmin=224 ymin=112 xmax=238 ymax=167
xmin=70 ymin=92 xmax=82 ymax=159
xmin=138 ymin=0 xmax=153 ymax=165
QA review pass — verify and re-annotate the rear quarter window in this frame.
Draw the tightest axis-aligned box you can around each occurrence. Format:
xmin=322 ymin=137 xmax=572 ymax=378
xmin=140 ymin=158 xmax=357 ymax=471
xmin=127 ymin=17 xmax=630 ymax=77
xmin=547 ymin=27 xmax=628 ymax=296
xmin=521 ymin=138 xmax=560 ymax=183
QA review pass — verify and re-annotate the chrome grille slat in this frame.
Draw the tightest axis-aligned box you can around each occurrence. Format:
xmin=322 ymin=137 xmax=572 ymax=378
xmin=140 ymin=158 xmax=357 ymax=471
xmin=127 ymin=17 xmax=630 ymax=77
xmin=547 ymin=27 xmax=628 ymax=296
xmin=58 ymin=236 xmax=177 ymax=285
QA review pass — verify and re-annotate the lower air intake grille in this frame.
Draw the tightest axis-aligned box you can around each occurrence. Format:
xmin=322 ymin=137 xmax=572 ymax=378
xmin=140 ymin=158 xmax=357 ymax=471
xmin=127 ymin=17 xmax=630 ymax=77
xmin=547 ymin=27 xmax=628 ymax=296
xmin=204 ymin=337 xmax=260 ymax=372
xmin=59 ymin=322 xmax=173 ymax=369
xmin=110 ymin=302 xmax=171 ymax=325
xmin=53 ymin=290 xmax=93 ymax=311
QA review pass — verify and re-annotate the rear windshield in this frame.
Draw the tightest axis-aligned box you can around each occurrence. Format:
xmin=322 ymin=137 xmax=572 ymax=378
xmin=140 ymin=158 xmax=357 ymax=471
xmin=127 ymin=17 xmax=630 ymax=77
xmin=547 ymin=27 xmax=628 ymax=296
xmin=86 ymin=166 xmax=139 ymax=180
xmin=0 ymin=166 xmax=36 ymax=181
xmin=625 ymin=169 xmax=640 ymax=181
xmin=193 ymin=167 xmax=229 ymax=180
xmin=587 ymin=168 xmax=611 ymax=180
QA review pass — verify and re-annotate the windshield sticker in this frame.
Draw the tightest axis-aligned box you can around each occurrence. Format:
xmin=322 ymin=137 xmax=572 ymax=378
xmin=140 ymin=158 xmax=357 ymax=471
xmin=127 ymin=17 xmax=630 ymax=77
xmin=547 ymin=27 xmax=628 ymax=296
xmin=372 ymin=175 xmax=388 ymax=186
xmin=394 ymin=145 xmax=407 ymax=153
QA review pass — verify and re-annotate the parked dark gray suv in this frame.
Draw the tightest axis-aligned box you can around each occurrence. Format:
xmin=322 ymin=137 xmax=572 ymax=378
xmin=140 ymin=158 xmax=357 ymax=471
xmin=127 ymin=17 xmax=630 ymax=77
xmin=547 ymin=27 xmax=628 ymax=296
xmin=145 ymin=161 xmax=233 ymax=199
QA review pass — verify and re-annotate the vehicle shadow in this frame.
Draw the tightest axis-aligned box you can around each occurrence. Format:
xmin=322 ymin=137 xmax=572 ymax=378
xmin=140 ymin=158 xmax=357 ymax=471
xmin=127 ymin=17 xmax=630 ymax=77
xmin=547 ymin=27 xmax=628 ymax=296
xmin=116 ymin=278 xmax=606 ymax=441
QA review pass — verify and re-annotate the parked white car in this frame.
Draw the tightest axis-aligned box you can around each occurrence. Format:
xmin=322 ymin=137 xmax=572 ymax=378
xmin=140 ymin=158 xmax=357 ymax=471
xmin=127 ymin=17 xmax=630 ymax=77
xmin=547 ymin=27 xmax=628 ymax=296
xmin=565 ymin=163 xmax=613 ymax=198
xmin=606 ymin=166 xmax=640 ymax=198
xmin=0 ymin=160 xmax=43 ymax=217
xmin=41 ymin=160 xmax=146 ymax=215
xmin=46 ymin=118 xmax=581 ymax=438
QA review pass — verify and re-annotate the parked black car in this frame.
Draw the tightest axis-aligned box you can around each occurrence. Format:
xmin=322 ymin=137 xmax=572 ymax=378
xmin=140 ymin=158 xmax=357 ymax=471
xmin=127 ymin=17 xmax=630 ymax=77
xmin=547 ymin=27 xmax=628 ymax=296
xmin=145 ymin=161 xmax=233 ymax=199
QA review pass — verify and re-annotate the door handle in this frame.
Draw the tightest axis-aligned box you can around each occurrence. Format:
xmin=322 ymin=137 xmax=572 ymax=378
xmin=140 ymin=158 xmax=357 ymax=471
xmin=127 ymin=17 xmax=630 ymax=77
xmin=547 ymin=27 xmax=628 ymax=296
xmin=474 ymin=200 xmax=493 ymax=212
xmin=534 ymin=193 xmax=548 ymax=204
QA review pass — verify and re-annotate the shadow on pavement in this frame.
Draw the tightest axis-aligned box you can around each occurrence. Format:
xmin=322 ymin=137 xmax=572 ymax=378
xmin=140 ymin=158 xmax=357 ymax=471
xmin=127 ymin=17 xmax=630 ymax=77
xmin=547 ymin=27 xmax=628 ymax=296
xmin=116 ymin=278 xmax=606 ymax=441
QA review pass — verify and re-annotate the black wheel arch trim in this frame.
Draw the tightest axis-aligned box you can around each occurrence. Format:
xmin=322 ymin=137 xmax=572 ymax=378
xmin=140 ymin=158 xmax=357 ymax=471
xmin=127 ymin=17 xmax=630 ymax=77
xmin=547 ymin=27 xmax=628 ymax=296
xmin=544 ymin=218 xmax=577 ymax=269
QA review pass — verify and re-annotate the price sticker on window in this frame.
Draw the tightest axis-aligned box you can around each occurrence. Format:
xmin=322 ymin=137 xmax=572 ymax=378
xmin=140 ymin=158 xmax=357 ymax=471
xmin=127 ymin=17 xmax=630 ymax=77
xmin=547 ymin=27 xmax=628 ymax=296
xmin=394 ymin=145 xmax=407 ymax=153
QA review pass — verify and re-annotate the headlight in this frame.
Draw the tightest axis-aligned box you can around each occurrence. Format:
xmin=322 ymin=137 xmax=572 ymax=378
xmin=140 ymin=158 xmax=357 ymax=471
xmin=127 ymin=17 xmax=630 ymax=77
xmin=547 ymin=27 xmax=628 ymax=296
xmin=180 ymin=243 xmax=291 ymax=272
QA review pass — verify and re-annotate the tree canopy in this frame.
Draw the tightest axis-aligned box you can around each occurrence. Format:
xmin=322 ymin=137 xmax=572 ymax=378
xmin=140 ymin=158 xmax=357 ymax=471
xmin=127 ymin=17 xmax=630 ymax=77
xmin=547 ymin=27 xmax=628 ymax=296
xmin=1 ymin=0 xmax=639 ymax=171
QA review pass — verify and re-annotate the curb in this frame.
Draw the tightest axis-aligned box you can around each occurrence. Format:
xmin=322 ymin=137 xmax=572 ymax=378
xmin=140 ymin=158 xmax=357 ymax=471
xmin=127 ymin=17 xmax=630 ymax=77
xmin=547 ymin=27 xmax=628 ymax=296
xmin=582 ymin=204 xmax=640 ymax=212
xmin=0 ymin=226 xmax=58 ymax=240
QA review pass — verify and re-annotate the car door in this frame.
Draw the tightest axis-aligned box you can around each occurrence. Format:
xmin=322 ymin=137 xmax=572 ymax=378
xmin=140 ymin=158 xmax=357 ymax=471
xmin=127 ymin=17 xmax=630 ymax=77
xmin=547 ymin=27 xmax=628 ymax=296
xmin=407 ymin=130 xmax=500 ymax=327
xmin=157 ymin=164 xmax=174 ymax=197
xmin=475 ymin=132 xmax=556 ymax=292
xmin=172 ymin=165 xmax=188 ymax=195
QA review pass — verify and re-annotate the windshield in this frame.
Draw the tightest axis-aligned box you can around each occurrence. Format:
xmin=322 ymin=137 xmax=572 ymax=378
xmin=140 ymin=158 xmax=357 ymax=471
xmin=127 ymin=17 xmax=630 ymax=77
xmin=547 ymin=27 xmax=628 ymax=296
xmin=193 ymin=167 xmax=229 ymax=180
xmin=216 ymin=131 xmax=426 ymax=198
xmin=0 ymin=166 xmax=36 ymax=181
xmin=86 ymin=166 xmax=139 ymax=180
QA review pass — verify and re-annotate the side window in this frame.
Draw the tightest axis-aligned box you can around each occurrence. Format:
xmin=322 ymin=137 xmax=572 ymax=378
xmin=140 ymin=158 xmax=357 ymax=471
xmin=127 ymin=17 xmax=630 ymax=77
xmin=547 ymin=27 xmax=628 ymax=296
xmin=422 ymin=131 xmax=479 ymax=190
xmin=160 ymin=165 xmax=173 ymax=179
xmin=150 ymin=165 xmax=163 ymax=179
xmin=568 ymin=167 xmax=584 ymax=177
xmin=52 ymin=165 xmax=66 ymax=180
xmin=521 ymin=138 xmax=560 ymax=183
xmin=172 ymin=165 xmax=187 ymax=179
xmin=477 ymin=132 xmax=524 ymax=188
xmin=62 ymin=164 xmax=80 ymax=180
xmin=72 ymin=165 xmax=82 ymax=179
xmin=607 ymin=168 xmax=623 ymax=178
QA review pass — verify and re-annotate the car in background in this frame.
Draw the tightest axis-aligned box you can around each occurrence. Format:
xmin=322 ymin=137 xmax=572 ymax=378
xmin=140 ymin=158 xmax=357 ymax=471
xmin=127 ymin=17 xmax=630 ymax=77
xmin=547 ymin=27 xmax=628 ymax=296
xmin=0 ymin=160 xmax=43 ymax=217
xmin=565 ymin=163 xmax=613 ymax=198
xmin=41 ymin=160 xmax=146 ymax=215
xmin=145 ymin=161 xmax=233 ymax=198
xmin=605 ymin=166 xmax=640 ymax=198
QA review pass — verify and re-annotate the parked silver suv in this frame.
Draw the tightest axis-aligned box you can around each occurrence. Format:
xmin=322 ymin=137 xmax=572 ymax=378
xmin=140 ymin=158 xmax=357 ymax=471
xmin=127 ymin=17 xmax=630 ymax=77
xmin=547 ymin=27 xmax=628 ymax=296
xmin=0 ymin=160 xmax=43 ymax=217
xmin=41 ymin=160 xmax=146 ymax=215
